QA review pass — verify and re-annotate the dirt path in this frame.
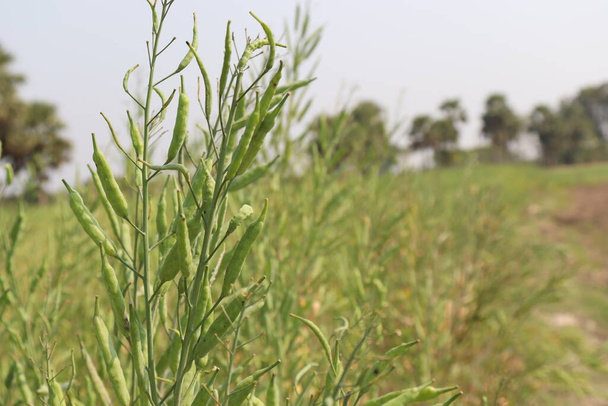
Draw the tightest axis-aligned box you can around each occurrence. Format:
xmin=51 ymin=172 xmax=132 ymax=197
xmin=546 ymin=184 xmax=608 ymax=404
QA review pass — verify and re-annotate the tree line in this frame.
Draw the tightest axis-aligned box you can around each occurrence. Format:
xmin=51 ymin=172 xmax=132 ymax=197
xmin=3 ymin=36 xmax=608 ymax=198
xmin=310 ymin=85 xmax=608 ymax=170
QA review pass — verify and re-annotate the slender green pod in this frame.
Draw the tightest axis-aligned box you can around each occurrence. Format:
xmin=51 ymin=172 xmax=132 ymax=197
xmin=176 ymin=193 xmax=193 ymax=278
xmin=123 ymin=64 xmax=139 ymax=94
xmin=250 ymin=13 xmax=275 ymax=72
xmin=221 ymin=200 xmax=267 ymax=297
xmin=157 ymin=181 xmax=169 ymax=256
xmin=266 ymin=374 xmax=280 ymax=406
xmin=236 ymin=39 xmax=272 ymax=71
xmin=363 ymin=381 xmax=433 ymax=406
xmin=432 ymin=391 xmax=462 ymax=406
xmin=237 ymin=93 xmax=289 ymax=176
xmin=175 ymin=13 xmax=198 ymax=74
xmin=229 ymin=156 xmax=278 ymax=192
xmin=93 ymin=301 xmax=130 ymax=406
xmin=48 ymin=376 xmax=66 ymax=406
xmin=290 ymin=313 xmax=332 ymax=365
xmin=219 ymin=21 xmax=232 ymax=96
xmin=4 ymin=164 xmax=13 ymax=185
xmin=156 ymin=244 xmax=180 ymax=289
xmin=166 ymin=76 xmax=189 ymax=163
xmin=9 ymin=203 xmax=24 ymax=248
xmin=355 ymin=340 xmax=419 ymax=395
xmin=183 ymin=160 xmax=208 ymax=217
xmin=227 ymin=95 xmax=261 ymax=180
xmin=187 ymin=42 xmax=212 ymax=120
xmin=258 ymin=62 xmax=283 ymax=119
xmin=128 ymin=304 xmax=149 ymax=396
xmin=154 ymin=86 xmax=170 ymax=122
xmin=416 ymin=385 xmax=459 ymax=402
xmin=99 ymin=246 xmax=128 ymax=336
xmin=80 ymin=341 xmax=112 ymax=405
xmin=92 ymin=134 xmax=129 ymax=218
xmin=87 ymin=164 xmax=120 ymax=239
xmin=226 ymin=204 xmax=254 ymax=235
xmin=227 ymin=382 xmax=257 ymax=406
xmin=229 ymin=360 xmax=281 ymax=404
xmin=15 ymin=361 xmax=34 ymax=405
xmin=63 ymin=180 xmax=117 ymax=257
xmin=126 ymin=110 xmax=144 ymax=157
xmin=192 ymin=293 xmax=249 ymax=359
xmin=201 ymin=158 xmax=215 ymax=216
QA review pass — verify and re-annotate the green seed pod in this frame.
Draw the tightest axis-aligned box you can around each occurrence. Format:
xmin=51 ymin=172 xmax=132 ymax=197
xmin=432 ymin=391 xmax=462 ymax=406
xmin=363 ymin=381 xmax=433 ymax=406
xmin=87 ymin=164 xmax=120 ymax=239
xmin=4 ymin=163 xmax=13 ymax=185
xmin=166 ymin=76 xmax=189 ymax=163
xmin=93 ymin=302 xmax=130 ymax=406
xmin=192 ymin=384 xmax=214 ymax=406
xmin=157 ymin=182 xmax=169 ymax=257
xmin=9 ymin=203 xmax=25 ymax=248
xmin=80 ymin=342 xmax=112 ymax=405
xmin=227 ymin=382 xmax=257 ymax=406
xmin=226 ymin=204 xmax=254 ymax=235
xmin=123 ymin=64 xmax=139 ymax=94
xmin=416 ymin=385 xmax=459 ymax=402
xmin=236 ymin=39 xmax=271 ymax=71
xmin=175 ymin=13 xmax=198 ymax=74
xmin=99 ymin=247 xmax=128 ymax=337
xmin=201 ymin=158 xmax=215 ymax=216
xmin=221 ymin=200 xmax=268 ymax=297
xmin=355 ymin=340 xmax=419 ymax=395
xmin=128 ymin=304 xmax=148 ymax=394
xmin=229 ymin=156 xmax=278 ymax=192
xmin=187 ymin=42 xmax=212 ymax=120
xmin=48 ymin=376 xmax=66 ymax=406
xmin=15 ymin=361 xmax=34 ymax=405
xmin=219 ymin=21 xmax=232 ymax=95
xmin=258 ymin=62 xmax=283 ymax=119
xmin=156 ymin=244 xmax=179 ymax=289
xmin=227 ymin=95 xmax=261 ymax=180
xmin=92 ymin=134 xmax=129 ymax=218
xmin=276 ymin=78 xmax=316 ymax=95
xmin=63 ymin=180 xmax=117 ymax=257
xmin=183 ymin=160 xmax=208 ymax=217
xmin=177 ymin=209 xmax=193 ymax=279
xmin=156 ymin=332 xmax=181 ymax=375
xmin=154 ymin=86 xmax=169 ymax=123
xmin=290 ymin=314 xmax=332 ymax=365
xmin=266 ymin=374 xmax=280 ymax=406
xmin=192 ymin=293 xmax=248 ymax=359
xmin=237 ymin=93 xmax=289 ymax=176
xmin=126 ymin=110 xmax=143 ymax=157
xmin=230 ymin=360 xmax=280 ymax=403
xmin=250 ymin=13 xmax=275 ymax=72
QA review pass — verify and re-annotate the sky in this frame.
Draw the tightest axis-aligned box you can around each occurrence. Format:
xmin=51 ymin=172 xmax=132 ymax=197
xmin=2 ymin=0 xmax=608 ymax=188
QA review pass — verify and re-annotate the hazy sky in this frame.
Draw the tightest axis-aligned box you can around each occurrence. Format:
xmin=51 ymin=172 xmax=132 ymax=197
xmin=3 ymin=0 xmax=608 ymax=187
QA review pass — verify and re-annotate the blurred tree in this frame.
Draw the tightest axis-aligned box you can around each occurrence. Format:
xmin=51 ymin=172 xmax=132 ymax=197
xmin=529 ymin=101 xmax=598 ymax=166
xmin=481 ymin=93 xmax=521 ymax=162
xmin=0 ymin=44 xmax=71 ymax=198
xmin=575 ymin=83 xmax=608 ymax=140
xmin=409 ymin=98 xmax=467 ymax=166
xmin=310 ymin=100 xmax=397 ymax=172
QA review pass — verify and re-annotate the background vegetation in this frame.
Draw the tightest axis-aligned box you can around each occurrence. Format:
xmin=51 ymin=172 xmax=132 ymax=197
xmin=1 ymin=2 xmax=608 ymax=406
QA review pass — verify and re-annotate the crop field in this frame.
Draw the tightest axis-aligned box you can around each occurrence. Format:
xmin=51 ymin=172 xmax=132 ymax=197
xmin=2 ymin=1 xmax=608 ymax=405
xmin=2 ymin=161 xmax=608 ymax=405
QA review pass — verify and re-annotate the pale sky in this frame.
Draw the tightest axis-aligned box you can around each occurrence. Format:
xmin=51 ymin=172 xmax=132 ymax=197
xmin=3 ymin=0 xmax=608 ymax=187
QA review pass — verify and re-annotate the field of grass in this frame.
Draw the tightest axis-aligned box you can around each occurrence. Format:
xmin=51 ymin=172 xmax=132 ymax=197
xmin=2 ymin=162 xmax=608 ymax=405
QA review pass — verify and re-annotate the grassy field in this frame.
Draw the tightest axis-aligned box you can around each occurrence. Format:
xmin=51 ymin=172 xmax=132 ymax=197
xmin=2 ymin=162 xmax=608 ymax=405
